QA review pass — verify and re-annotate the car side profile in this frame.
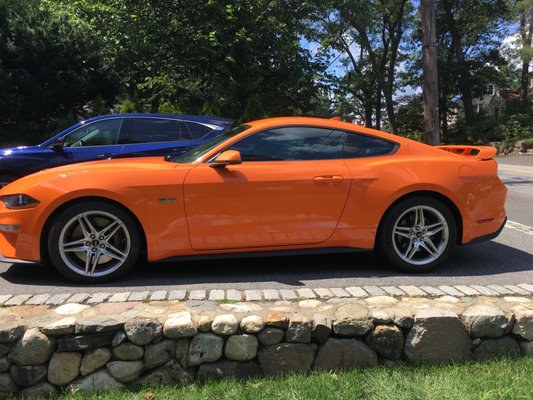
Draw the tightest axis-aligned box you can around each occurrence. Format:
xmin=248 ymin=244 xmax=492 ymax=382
xmin=0 ymin=117 xmax=507 ymax=283
xmin=0 ymin=114 xmax=233 ymax=186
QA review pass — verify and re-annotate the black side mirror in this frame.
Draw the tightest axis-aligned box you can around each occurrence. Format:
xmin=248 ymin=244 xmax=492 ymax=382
xmin=50 ymin=139 xmax=64 ymax=152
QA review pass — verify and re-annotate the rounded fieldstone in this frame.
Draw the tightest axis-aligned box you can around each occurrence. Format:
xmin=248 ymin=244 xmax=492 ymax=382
xmin=68 ymin=370 xmax=125 ymax=393
xmin=512 ymin=309 xmax=533 ymax=340
xmin=139 ymin=360 xmax=194 ymax=386
xmin=257 ymin=327 xmax=285 ymax=346
xmin=0 ymin=322 xmax=26 ymax=343
xmin=211 ymin=314 xmax=239 ymax=336
xmin=520 ymin=340 xmax=533 ymax=355
xmin=405 ymin=309 xmax=472 ymax=364
xmin=75 ymin=317 xmax=124 ymax=334
xmin=164 ymin=312 xmax=197 ymax=338
xmin=18 ymin=382 xmax=57 ymax=398
xmin=312 ymin=314 xmax=332 ymax=344
xmin=106 ymin=361 xmax=143 ymax=383
xmin=0 ymin=357 xmax=9 ymax=373
xmin=10 ymin=365 xmax=47 ymax=387
xmin=265 ymin=312 xmax=289 ymax=329
xmin=80 ymin=348 xmax=112 ymax=376
xmin=0 ymin=373 xmax=18 ymax=397
xmin=473 ymin=337 xmax=521 ymax=360
xmin=188 ymin=333 xmax=223 ymax=366
xmin=112 ymin=331 xmax=127 ymax=347
xmin=0 ymin=344 xmax=9 ymax=358
xmin=175 ymin=338 xmax=189 ymax=368
xmin=113 ymin=342 xmax=144 ymax=360
xmin=55 ymin=303 xmax=90 ymax=315
xmin=287 ymin=314 xmax=312 ymax=343
xmin=197 ymin=360 xmax=261 ymax=382
xmin=41 ymin=317 xmax=77 ymax=336
xmin=197 ymin=316 xmax=212 ymax=333
xmin=258 ymin=343 xmax=317 ymax=376
xmin=144 ymin=340 xmax=175 ymax=369
xmin=368 ymin=325 xmax=404 ymax=360
xmin=47 ymin=352 xmax=81 ymax=386
xmin=461 ymin=304 xmax=509 ymax=338
xmin=8 ymin=328 xmax=55 ymax=365
xmin=124 ymin=318 xmax=163 ymax=345
xmin=240 ymin=315 xmax=264 ymax=334
xmin=313 ymin=339 xmax=378 ymax=371
xmin=225 ymin=335 xmax=258 ymax=361
xmin=333 ymin=303 xmax=373 ymax=336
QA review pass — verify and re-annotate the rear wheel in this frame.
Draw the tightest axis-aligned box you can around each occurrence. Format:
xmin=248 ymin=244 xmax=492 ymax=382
xmin=376 ymin=196 xmax=457 ymax=272
xmin=47 ymin=201 xmax=141 ymax=283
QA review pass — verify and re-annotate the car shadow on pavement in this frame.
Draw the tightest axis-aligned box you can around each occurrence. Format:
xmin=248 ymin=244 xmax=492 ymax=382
xmin=0 ymin=239 xmax=532 ymax=290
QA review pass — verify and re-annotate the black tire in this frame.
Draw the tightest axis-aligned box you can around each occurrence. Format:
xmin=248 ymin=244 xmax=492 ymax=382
xmin=376 ymin=196 xmax=457 ymax=273
xmin=47 ymin=201 xmax=141 ymax=283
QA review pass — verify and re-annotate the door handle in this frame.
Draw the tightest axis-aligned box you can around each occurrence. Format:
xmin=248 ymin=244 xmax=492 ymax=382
xmin=98 ymin=153 xmax=113 ymax=159
xmin=313 ymin=175 xmax=344 ymax=184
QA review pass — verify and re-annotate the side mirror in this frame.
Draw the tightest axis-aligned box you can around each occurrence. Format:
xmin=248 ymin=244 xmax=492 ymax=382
xmin=50 ymin=139 xmax=64 ymax=152
xmin=209 ymin=150 xmax=242 ymax=168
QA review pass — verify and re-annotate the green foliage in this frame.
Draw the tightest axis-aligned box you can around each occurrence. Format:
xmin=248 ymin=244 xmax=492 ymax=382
xmin=0 ymin=0 xmax=116 ymax=145
xmin=396 ymin=95 xmax=425 ymax=142
xmin=90 ymin=96 xmax=108 ymax=117
xmin=240 ymin=94 xmax=267 ymax=123
xmin=157 ymin=101 xmax=184 ymax=115
xmin=119 ymin=99 xmax=142 ymax=114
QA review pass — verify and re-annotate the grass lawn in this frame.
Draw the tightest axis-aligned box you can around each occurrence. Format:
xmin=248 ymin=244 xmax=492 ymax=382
xmin=59 ymin=356 xmax=533 ymax=400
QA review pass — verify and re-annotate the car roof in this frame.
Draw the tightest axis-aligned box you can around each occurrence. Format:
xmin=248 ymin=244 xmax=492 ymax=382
xmin=81 ymin=113 xmax=234 ymax=127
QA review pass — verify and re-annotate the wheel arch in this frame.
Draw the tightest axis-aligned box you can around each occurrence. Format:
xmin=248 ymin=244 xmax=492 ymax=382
xmin=377 ymin=190 xmax=463 ymax=246
xmin=40 ymin=196 xmax=148 ymax=264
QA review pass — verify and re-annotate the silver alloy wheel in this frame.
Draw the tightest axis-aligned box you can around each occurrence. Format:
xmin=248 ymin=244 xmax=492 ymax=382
xmin=391 ymin=205 xmax=449 ymax=266
xmin=58 ymin=210 xmax=131 ymax=277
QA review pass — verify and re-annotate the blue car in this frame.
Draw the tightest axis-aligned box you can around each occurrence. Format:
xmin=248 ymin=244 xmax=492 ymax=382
xmin=0 ymin=114 xmax=233 ymax=186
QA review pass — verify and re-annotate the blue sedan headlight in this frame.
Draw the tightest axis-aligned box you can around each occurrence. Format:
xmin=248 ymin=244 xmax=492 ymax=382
xmin=1 ymin=194 xmax=40 ymax=209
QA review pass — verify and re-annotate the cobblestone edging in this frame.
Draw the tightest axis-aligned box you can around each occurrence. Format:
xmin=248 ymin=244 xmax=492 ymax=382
xmin=1 ymin=283 xmax=533 ymax=308
xmin=0 ymin=294 xmax=532 ymax=397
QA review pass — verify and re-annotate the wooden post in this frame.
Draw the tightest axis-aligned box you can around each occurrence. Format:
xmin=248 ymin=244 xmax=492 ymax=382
xmin=421 ymin=0 xmax=440 ymax=145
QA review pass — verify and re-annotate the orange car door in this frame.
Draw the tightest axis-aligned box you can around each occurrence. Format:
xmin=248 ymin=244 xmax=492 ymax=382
xmin=183 ymin=127 xmax=352 ymax=250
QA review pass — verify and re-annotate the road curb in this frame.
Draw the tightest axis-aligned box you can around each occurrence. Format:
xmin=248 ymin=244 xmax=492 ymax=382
xmin=1 ymin=283 xmax=533 ymax=307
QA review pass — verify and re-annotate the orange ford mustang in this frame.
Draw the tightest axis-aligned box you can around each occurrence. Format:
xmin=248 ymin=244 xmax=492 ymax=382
xmin=0 ymin=117 xmax=507 ymax=283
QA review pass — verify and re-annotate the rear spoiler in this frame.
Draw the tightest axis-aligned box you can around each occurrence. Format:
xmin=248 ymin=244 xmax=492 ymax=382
xmin=435 ymin=145 xmax=497 ymax=160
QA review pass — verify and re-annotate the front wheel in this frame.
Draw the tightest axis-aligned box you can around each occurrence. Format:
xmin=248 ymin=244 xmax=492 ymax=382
xmin=47 ymin=201 xmax=141 ymax=283
xmin=376 ymin=196 xmax=457 ymax=273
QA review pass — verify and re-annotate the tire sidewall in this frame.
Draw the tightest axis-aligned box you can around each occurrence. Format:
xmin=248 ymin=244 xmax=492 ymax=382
xmin=47 ymin=201 xmax=141 ymax=283
xmin=377 ymin=196 xmax=457 ymax=273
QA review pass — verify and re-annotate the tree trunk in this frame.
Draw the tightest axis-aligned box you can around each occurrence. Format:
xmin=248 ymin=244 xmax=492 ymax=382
xmin=375 ymin=83 xmax=382 ymax=131
xmin=442 ymin=0 xmax=475 ymax=126
xmin=421 ymin=0 xmax=440 ymax=144
xmin=519 ymin=9 xmax=533 ymax=104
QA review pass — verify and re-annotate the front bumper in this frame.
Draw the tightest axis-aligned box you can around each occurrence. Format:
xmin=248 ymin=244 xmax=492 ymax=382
xmin=0 ymin=251 xmax=36 ymax=264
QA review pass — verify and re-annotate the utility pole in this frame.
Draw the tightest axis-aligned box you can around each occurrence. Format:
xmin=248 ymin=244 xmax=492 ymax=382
xmin=421 ymin=0 xmax=440 ymax=145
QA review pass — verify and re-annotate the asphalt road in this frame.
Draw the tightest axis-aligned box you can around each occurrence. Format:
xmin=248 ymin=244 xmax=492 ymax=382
xmin=0 ymin=154 xmax=531 ymax=295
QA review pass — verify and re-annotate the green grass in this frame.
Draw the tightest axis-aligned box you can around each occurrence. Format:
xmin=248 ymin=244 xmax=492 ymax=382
xmin=58 ymin=356 xmax=533 ymax=400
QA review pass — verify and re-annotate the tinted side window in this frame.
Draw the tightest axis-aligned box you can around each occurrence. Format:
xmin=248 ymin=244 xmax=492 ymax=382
xmin=63 ymin=119 xmax=122 ymax=147
xmin=182 ymin=122 xmax=211 ymax=139
xmin=120 ymin=119 xmax=181 ymax=144
xmin=227 ymin=127 xmax=345 ymax=161
xmin=343 ymin=132 xmax=397 ymax=158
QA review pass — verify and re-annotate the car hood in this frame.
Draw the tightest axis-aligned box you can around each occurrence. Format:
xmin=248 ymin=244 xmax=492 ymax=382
xmin=0 ymin=145 xmax=43 ymax=156
xmin=1 ymin=157 xmax=191 ymax=193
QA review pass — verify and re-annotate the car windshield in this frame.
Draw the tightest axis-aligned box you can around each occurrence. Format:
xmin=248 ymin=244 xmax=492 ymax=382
xmin=170 ymin=124 xmax=251 ymax=163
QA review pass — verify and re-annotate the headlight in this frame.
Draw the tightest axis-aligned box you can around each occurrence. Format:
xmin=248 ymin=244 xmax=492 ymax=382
xmin=1 ymin=194 xmax=40 ymax=209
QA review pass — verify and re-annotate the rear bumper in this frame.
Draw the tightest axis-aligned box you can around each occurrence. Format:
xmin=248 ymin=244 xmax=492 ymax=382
xmin=465 ymin=217 xmax=507 ymax=245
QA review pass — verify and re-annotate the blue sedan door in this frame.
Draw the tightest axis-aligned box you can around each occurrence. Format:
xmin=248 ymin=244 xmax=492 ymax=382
xmin=57 ymin=118 xmax=124 ymax=164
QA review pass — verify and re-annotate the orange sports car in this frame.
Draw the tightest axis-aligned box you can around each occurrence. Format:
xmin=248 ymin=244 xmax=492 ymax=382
xmin=0 ymin=117 xmax=507 ymax=283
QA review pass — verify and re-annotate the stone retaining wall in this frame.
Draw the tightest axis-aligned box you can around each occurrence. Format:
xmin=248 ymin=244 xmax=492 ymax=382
xmin=1 ymin=297 xmax=532 ymax=397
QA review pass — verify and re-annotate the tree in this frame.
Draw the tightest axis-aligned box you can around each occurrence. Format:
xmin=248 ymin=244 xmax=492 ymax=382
xmin=516 ymin=0 xmax=533 ymax=103
xmin=309 ymin=0 xmax=413 ymax=133
xmin=0 ymin=0 xmax=115 ymax=144
xmin=421 ymin=0 xmax=440 ymax=144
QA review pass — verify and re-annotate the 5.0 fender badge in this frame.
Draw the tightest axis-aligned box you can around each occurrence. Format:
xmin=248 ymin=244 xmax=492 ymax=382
xmin=158 ymin=197 xmax=177 ymax=204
